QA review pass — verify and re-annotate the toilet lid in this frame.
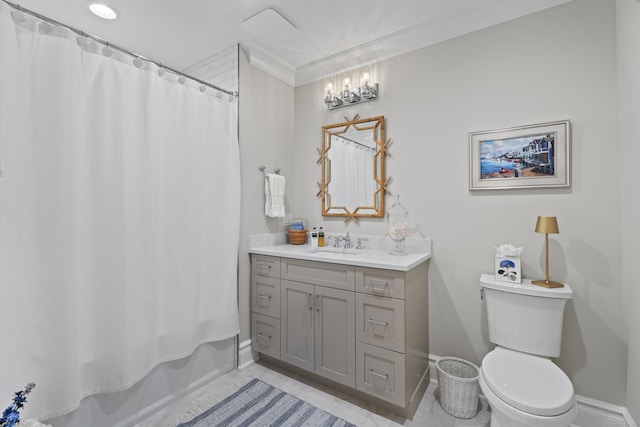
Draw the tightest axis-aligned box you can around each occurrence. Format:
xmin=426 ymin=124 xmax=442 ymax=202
xmin=481 ymin=347 xmax=575 ymax=416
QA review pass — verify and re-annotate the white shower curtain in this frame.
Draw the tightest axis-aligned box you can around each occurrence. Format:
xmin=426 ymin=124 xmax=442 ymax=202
xmin=0 ymin=3 xmax=240 ymax=420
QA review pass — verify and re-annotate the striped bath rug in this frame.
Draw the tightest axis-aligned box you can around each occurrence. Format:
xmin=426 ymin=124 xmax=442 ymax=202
xmin=177 ymin=378 xmax=355 ymax=427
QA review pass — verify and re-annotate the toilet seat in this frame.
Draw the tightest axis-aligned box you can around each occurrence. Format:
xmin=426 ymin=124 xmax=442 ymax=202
xmin=481 ymin=347 xmax=575 ymax=416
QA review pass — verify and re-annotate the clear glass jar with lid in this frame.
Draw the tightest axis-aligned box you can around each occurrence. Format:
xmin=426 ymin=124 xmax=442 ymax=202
xmin=387 ymin=195 xmax=409 ymax=255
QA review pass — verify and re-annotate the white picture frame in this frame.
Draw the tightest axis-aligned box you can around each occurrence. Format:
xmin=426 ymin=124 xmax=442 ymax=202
xmin=470 ymin=120 xmax=571 ymax=190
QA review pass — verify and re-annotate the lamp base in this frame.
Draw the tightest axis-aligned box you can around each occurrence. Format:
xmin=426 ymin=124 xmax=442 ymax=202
xmin=532 ymin=279 xmax=564 ymax=289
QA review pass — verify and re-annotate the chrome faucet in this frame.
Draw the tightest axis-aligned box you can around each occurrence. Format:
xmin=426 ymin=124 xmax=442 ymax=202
xmin=342 ymin=233 xmax=352 ymax=249
xmin=334 ymin=233 xmax=352 ymax=249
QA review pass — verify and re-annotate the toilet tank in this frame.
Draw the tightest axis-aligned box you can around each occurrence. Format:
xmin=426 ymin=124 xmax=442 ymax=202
xmin=480 ymin=274 xmax=573 ymax=358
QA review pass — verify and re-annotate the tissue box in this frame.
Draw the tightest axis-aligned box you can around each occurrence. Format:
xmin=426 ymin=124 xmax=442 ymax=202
xmin=495 ymin=256 xmax=522 ymax=283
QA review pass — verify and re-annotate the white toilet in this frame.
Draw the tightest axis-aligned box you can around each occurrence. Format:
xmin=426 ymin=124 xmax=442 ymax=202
xmin=479 ymin=274 xmax=577 ymax=426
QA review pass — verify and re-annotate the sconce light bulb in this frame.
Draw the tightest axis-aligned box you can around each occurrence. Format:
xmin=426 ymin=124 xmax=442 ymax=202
xmin=362 ymin=73 xmax=370 ymax=84
xmin=343 ymin=78 xmax=350 ymax=88
xmin=324 ymin=83 xmax=334 ymax=105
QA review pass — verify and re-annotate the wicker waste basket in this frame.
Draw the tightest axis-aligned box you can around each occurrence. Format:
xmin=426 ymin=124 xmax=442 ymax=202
xmin=436 ymin=357 xmax=480 ymax=418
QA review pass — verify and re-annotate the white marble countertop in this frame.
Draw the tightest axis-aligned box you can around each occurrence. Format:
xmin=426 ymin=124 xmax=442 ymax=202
xmin=248 ymin=233 xmax=431 ymax=271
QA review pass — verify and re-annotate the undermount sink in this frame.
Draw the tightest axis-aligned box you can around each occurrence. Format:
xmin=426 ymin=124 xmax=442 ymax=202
xmin=307 ymin=247 xmax=360 ymax=255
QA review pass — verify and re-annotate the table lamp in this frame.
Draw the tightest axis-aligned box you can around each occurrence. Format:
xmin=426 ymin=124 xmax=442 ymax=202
xmin=532 ymin=216 xmax=564 ymax=288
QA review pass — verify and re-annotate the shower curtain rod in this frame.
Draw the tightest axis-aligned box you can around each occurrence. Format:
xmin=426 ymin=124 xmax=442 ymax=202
xmin=3 ymin=0 xmax=237 ymax=97
xmin=336 ymin=134 xmax=376 ymax=150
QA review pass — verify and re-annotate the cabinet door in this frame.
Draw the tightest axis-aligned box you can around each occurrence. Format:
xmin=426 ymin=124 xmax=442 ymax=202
xmin=281 ymin=280 xmax=315 ymax=372
xmin=356 ymin=267 xmax=405 ymax=299
xmin=251 ymin=275 xmax=280 ymax=318
xmin=356 ymin=341 xmax=406 ymax=407
xmin=252 ymin=255 xmax=281 ymax=278
xmin=356 ymin=293 xmax=405 ymax=353
xmin=252 ymin=313 xmax=281 ymax=359
xmin=315 ymin=286 xmax=356 ymax=387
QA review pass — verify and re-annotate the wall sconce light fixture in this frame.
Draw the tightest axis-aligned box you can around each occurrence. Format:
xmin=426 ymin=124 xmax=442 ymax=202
xmin=324 ymin=74 xmax=378 ymax=110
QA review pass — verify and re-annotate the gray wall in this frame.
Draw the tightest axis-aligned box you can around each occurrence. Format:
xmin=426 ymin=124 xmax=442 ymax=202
xmin=238 ymin=51 xmax=295 ymax=343
xmin=617 ymin=0 xmax=640 ymax=419
xmin=290 ymin=0 xmax=626 ymax=405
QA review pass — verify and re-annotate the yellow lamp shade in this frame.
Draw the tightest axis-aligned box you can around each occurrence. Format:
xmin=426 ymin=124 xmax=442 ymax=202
xmin=535 ymin=216 xmax=559 ymax=234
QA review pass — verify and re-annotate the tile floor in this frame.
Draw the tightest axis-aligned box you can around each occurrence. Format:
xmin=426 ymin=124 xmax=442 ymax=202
xmin=137 ymin=361 xmax=491 ymax=427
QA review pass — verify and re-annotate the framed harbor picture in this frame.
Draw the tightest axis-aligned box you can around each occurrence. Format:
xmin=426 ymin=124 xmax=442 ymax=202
xmin=469 ymin=120 xmax=571 ymax=190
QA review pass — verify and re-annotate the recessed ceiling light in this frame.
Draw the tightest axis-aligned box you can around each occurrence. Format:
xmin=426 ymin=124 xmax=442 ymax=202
xmin=89 ymin=3 xmax=118 ymax=20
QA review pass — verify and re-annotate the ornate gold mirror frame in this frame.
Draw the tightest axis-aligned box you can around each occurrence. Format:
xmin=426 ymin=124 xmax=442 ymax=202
xmin=317 ymin=115 xmax=390 ymax=223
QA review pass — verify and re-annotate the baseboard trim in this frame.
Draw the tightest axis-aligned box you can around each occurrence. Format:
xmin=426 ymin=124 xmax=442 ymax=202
xmin=428 ymin=354 xmax=636 ymax=427
xmin=623 ymin=408 xmax=637 ymax=427
xmin=237 ymin=339 xmax=255 ymax=371
xmin=121 ymin=366 xmax=229 ymax=427
xmin=574 ymin=394 xmax=636 ymax=427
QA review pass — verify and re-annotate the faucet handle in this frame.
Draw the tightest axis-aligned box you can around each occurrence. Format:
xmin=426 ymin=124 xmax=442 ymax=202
xmin=356 ymin=237 xmax=369 ymax=249
xmin=343 ymin=233 xmax=352 ymax=249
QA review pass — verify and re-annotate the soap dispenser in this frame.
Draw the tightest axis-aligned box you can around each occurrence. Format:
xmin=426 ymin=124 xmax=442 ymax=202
xmin=318 ymin=227 xmax=325 ymax=247
xmin=311 ymin=227 xmax=318 ymax=247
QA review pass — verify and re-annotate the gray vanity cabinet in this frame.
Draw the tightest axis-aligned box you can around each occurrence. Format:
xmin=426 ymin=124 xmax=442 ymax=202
xmin=250 ymin=253 xmax=429 ymax=419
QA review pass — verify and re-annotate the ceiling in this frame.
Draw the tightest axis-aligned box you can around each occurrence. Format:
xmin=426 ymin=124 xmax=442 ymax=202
xmin=12 ymin=0 xmax=571 ymax=86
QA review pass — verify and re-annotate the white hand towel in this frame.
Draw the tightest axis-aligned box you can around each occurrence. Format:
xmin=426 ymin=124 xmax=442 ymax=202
xmin=265 ymin=178 xmax=272 ymax=216
xmin=265 ymin=174 xmax=285 ymax=218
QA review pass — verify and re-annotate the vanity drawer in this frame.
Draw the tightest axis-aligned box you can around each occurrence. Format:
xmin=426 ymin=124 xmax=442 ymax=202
xmin=251 ymin=275 xmax=281 ymax=318
xmin=356 ymin=341 xmax=406 ymax=407
xmin=252 ymin=313 xmax=281 ymax=359
xmin=356 ymin=294 xmax=405 ymax=353
xmin=356 ymin=267 xmax=405 ymax=299
xmin=252 ymin=255 xmax=281 ymax=278
xmin=281 ymin=258 xmax=355 ymax=291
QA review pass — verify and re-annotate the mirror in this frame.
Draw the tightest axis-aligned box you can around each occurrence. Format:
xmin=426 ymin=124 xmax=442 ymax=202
xmin=318 ymin=115 xmax=388 ymax=222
